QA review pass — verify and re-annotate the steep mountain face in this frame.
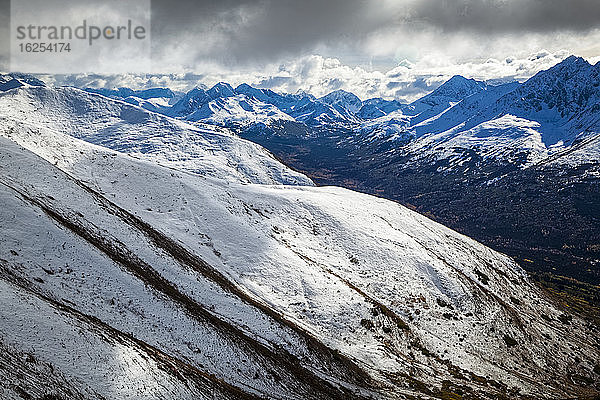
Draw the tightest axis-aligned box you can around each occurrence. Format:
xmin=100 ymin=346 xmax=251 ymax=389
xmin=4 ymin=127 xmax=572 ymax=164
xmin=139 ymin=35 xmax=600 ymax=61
xmin=358 ymin=98 xmax=405 ymax=119
xmin=489 ymin=56 xmax=600 ymax=146
xmin=74 ymin=57 xmax=600 ymax=285
xmin=319 ymin=89 xmax=363 ymax=115
xmin=227 ymin=57 xmax=600 ymax=285
xmin=2 ymin=77 xmax=600 ymax=399
xmin=404 ymin=75 xmax=488 ymax=127
xmin=1 ymin=81 xmax=311 ymax=186
xmin=167 ymin=86 xmax=211 ymax=117
xmin=383 ymin=57 xmax=600 ymax=172
xmin=410 ymin=82 xmax=520 ymax=137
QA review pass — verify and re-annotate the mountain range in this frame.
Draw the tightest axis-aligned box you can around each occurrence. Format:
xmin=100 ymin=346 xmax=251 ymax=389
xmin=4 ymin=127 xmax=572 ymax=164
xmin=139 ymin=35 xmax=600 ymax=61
xmin=1 ymin=68 xmax=600 ymax=398
xmin=84 ymin=56 xmax=600 ymax=170
xmin=86 ymin=56 xmax=600 ymax=286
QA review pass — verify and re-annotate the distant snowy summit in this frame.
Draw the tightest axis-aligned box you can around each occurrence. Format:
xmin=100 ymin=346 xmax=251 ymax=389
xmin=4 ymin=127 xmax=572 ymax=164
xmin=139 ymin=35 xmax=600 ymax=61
xmin=84 ymin=81 xmax=402 ymax=130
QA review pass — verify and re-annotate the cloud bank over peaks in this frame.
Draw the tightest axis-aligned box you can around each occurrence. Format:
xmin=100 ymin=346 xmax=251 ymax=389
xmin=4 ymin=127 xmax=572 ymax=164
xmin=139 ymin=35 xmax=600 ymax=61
xmin=44 ymin=50 xmax=597 ymax=103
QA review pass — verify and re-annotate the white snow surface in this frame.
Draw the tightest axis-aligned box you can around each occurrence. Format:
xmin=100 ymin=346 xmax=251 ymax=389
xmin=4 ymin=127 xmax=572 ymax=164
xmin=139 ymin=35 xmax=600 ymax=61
xmin=0 ymin=83 xmax=598 ymax=399
xmin=404 ymin=115 xmax=550 ymax=169
xmin=185 ymin=95 xmax=295 ymax=127
xmin=0 ymin=85 xmax=312 ymax=186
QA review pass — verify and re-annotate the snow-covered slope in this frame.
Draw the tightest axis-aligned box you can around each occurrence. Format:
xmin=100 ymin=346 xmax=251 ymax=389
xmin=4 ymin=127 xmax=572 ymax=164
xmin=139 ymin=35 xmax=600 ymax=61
xmin=319 ymin=90 xmax=363 ymax=116
xmin=356 ymin=111 xmax=411 ymax=142
xmin=404 ymin=114 xmax=550 ymax=170
xmin=0 ymin=132 xmax=362 ymax=400
xmin=358 ymin=98 xmax=405 ymax=119
xmin=184 ymin=94 xmax=295 ymax=127
xmin=0 ymin=81 xmax=599 ymax=399
xmin=411 ymin=82 xmax=521 ymax=137
xmin=404 ymin=75 xmax=488 ymax=126
xmin=0 ymin=82 xmax=312 ymax=186
xmin=357 ymin=57 xmax=600 ymax=172
xmin=487 ymin=56 xmax=600 ymax=147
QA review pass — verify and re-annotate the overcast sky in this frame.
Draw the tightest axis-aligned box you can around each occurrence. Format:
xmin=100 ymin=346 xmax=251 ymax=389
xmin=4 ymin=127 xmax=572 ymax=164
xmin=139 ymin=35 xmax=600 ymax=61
xmin=4 ymin=0 xmax=600 ymax=100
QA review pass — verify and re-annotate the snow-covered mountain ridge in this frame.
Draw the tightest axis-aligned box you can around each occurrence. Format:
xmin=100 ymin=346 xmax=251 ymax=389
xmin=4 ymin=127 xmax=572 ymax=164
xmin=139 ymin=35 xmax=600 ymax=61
xmin=63 ymin=57 xmax=600 ymax=286
xmin=0 ymin=82 xmax=311 ymax=186
xmin=211 ymin=57 xmax=600 ymax=287
xmin=1 ymin=75 xmax=599 ymax=399
xmin=81 ymin=56 xmax=600 ymax=173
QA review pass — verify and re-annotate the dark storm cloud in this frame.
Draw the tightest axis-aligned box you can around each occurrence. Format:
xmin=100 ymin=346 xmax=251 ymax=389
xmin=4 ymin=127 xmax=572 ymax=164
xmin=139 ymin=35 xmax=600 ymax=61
xmin=151 ymin=0 xmax=394 ymax=65
xmin=2 ymin=0 xmax=598 ymax=73
xmin=149 ymin=0 xmax=600 ymax=67
xmin=409 ymin=0 xmax=600 ymax=34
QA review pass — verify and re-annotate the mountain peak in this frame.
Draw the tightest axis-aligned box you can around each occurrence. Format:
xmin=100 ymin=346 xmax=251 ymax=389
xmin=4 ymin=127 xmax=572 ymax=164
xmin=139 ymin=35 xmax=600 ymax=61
xmin=446 ymin=74 xmax=471 ymax=83
xmin=234 ymin=83 xmax=266 ymax=99
xmin=187 ymin=87 xmax=208 ymax=97
xmin=421 ymin=75 xmax=487 ymax=103
xmin=443 ymin=75 xmax=485 ymax=89
xmin=540 ymin=55 xmax=592 ymax=77
xmin=207 ymin=82 xmax=235 ymax=99
xmin=322 ymin=88 xmax=355 ymax=97
xmin=319 ymin=89 xmax=363 ymax=115
xmin=235 ymin=83 xmax=254 ymax=92
xmin=320 ymin=89 xmax=361 ymax=104
xmin=560 ymin=55 xmax=589 ymax=66
xmin=294 ymin=89 xmax=313 ymax=98
xmin=523 ymin=55 xmax=594 ymax=86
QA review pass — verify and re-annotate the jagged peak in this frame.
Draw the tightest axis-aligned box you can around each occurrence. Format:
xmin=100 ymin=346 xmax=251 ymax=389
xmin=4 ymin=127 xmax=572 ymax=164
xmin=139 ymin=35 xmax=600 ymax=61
xmin=321 ymin=88 xmax=355 ymax=97
xmin=420 ymin=75 xmax=487 ymax=102
xmin=234 ymin=83 xmax=267 ymax=97
xmin=294 ymin=88 xmax=312 ymax=96
xmin=235 ymin=83 xmax=255 ymax=92
xmin=319 ymin=91 xmax=362 ymax=113
xmin=442 ymin=75 xmax=485 ymax=88
xmin=185 ymin=87 xmax=208 ymax=97
xmin=207 ymin=82 xmax=235 ymax=98
xmin=520 ymin=55 xmax=594 ymax=89
xmin=319 ymin=89 xmax=362 ymax=103
xmin=446 ymin=74 xmax=472 ymax=83
xmin=559 ymin=55 xmax=589 ymax=67
xmin=535 ymin=55 xmax=592 ymax=78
